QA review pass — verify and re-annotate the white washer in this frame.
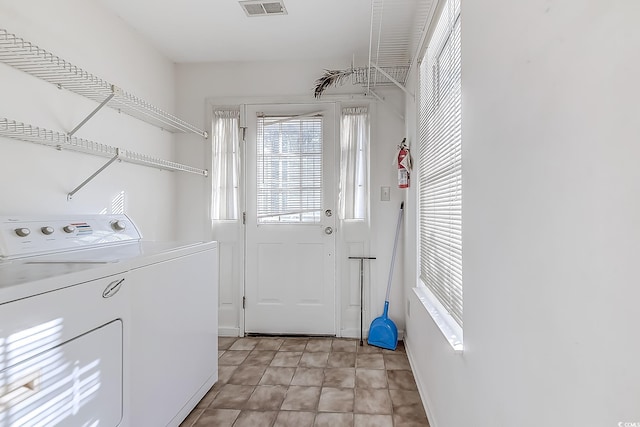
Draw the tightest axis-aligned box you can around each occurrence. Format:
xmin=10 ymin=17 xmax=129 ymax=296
xmin=0 ymin=215 xmax=218 ymax=427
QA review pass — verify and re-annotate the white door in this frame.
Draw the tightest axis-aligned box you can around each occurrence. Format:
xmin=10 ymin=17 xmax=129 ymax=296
xmin=245 ymin=103 xmax=337 ymax=335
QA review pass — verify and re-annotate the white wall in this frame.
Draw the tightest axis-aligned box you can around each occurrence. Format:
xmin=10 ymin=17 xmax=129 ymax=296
xmin=175 ymin=60 xmax=407 ymax=336
xmin=0 ymin=0 xmax=179 ymax=240
xmin=405 ymin=1 xmax=640 ymax=426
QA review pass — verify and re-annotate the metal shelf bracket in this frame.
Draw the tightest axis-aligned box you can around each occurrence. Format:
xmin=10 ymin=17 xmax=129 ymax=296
xmin=370 ymin=63 xmax=415 ymax=100
xmin=67 ymin=148 xmax=121 ymax=200
xmin=68 ymin=86 xmax=117 ymax=137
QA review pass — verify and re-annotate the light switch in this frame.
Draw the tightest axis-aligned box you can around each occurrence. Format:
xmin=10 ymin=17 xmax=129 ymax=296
xmin=381 ymin=186 xmax=390 ymax=201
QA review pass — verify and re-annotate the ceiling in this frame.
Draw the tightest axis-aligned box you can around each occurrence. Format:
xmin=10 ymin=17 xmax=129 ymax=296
xmin=97 ymin=0 xmax=431 ymax=65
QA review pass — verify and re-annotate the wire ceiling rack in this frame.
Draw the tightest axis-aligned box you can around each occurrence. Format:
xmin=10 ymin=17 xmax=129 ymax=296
xmin=363 ymin=0 xmax=433 ymax=89
xmin=314 ymin=0 xmax=433 ymax=100
xmin=0 ymin=28 xmax=208 ymax=138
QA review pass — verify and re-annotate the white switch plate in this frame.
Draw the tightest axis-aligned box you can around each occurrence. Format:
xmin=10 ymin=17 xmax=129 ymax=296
xmin=381 ymin=186 xmax=390 ymax=201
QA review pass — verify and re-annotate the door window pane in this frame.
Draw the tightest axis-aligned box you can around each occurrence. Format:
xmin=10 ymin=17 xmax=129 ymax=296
xmin=257 ymin=115 xmax=323 ymax=223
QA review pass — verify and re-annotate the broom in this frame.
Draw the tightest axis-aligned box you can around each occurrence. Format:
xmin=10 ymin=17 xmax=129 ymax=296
xmin=368 ymin=202 xmax=404 ymax=350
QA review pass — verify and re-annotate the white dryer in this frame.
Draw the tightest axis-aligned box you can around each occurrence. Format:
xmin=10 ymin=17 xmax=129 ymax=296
xmin=0 ymin=215 xmax=218 ymax=427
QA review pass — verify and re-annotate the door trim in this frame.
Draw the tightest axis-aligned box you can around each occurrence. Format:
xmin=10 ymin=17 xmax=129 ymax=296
xmin=206 ymin=95 xmax=372 ymax=337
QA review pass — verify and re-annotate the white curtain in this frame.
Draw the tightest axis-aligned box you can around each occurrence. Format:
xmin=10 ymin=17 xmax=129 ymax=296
xmin=211 ymin=110 xmax=240 ymax=221
xmin=339 ymin=107 xmax=369 ymax=220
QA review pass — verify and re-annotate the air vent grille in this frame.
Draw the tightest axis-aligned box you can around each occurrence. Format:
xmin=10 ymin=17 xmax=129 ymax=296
xmin=240 ymin=0 xmax=287 ymax=17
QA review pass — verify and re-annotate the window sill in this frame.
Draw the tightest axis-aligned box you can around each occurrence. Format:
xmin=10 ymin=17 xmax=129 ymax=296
xmin=412 ymin=286 xmax=464 ymax=353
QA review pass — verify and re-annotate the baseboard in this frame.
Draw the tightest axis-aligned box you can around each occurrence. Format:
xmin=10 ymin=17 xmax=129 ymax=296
xmin=339 ymin=327 xmax=368 ymax=340
xmin=405 ymin=337 xmax=437 ymax=427
xmin=340 ymin=328 xmax=405 ymax=341
xmin=218 ymin=327 xmax=240 ymax=337
xmin=218 ymin=327 xmax=406 ymax=340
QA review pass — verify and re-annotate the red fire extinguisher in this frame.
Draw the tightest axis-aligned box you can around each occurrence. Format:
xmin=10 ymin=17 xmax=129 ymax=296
xmin=397 ymin=138 xmax=411 ymax=189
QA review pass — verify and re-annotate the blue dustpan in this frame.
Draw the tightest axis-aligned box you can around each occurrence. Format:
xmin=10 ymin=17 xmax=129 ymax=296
xmin=368 ymin=301 xmax=398 ymax=350
xmin=367 ymin=202 xmax=404 ymax=351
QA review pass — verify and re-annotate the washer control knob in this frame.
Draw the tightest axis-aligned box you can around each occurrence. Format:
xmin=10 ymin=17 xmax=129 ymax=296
xmin=112 ymin=220 xmax=127 ymax=231
xmin=41 ymin=226 xmax=55 ymax=235
xmin=15 ymin=228 xmax=31 ymax=237
xmin=63 ymin=225 xmax=76 ymax=234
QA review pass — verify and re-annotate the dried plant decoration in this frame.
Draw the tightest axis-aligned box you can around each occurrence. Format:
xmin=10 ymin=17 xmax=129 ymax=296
xmin=314 ymin=65 xmax=411 ymax=98
xmin=313 ymin=68 xmax=354 ymax=98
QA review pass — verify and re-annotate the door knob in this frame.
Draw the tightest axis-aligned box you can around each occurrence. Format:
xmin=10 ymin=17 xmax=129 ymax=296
xmin=324 ymin=226 xmax=333 ymax=235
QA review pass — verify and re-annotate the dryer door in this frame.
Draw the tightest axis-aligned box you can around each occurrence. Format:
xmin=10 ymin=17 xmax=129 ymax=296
xmin=0 ymin=320 xmax=123 ymax=427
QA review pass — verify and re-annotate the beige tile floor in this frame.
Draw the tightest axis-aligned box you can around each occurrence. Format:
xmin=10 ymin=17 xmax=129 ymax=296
xmin=180 ymin=336 xmax=430 ymax=427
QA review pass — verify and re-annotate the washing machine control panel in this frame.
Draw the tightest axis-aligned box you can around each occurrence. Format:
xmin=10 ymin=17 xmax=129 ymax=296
xmin=0 ymin=214 xmax=142 ymax=259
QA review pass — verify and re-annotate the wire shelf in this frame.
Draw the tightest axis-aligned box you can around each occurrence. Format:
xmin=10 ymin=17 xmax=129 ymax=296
xmin=122 ymin=150 xmax=208 ymax=176
xmin=368 ymin=0 xmax=432 ymax=73
xmin=0 ymin=118 xmax=208 ymax=177
xmin=351 ymin=66 xmax=409 ymax=86
xmin=0 ymin=118 xmax=117 ymax=157
xmin=0 ymin=29 xmax=208 ymax=138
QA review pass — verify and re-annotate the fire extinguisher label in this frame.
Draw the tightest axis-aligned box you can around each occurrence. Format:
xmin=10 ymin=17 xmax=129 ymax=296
xmin=398 ymin=169 xmax=409 ymax=188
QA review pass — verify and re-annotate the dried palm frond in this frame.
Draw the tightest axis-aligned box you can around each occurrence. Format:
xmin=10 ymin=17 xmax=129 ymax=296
xmin=314 ymin=68 xmax=353 ymax=98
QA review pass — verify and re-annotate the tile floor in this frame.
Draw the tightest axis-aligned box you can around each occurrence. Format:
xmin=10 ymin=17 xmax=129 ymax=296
xmin=180 ymin=336 xmax=430 ymax=427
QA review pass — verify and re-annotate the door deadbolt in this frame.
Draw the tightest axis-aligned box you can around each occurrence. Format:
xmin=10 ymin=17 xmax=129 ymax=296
xmin=325 ymin=209 xmax=333 ymax=217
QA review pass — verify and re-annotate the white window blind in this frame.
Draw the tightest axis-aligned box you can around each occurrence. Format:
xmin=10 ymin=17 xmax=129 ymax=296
xmin=256 ymin=115 xmax=323 ymax=223
xmin=339 ymin=107 xmax=369 ymax=220
xmin=418 ymin=0 xmax=463 ymax=327
xmin=211 ymin=109 xmax=240 ymax=221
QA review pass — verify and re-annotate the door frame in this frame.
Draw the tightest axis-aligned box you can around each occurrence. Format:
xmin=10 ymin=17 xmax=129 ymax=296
xmin=206 ymin=94 xmax=374 ymax=337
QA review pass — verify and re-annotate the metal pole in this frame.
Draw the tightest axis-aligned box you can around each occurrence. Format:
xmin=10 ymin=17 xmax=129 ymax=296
xmin=360 ymin=258 xmax=364 ymax=346
xmin=349 ymin=256 xmax=376 ymax=346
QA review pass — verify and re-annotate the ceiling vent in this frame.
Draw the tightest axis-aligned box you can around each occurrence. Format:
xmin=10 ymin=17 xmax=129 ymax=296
xmin=239 ymin=0 xmax=287 ymax=17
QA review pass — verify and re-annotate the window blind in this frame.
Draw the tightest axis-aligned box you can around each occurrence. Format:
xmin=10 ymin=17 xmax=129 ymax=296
xmin=256 ymin=115 xmax=323 ymax=223
xmin=418 ymin=0 xmax=463 ymax=327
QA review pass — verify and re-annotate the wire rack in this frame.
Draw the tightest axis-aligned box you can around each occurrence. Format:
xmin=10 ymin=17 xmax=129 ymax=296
xmin=122 ymin=150 xmax=207 ymax=176
xmin=351 ymin=65 xmax=409 ymax=86
xmin=0 ymin=29 xmax=207 ymax=138
xmin=369 ymin=0 xmax=433 ymax=69
xmin=0 ymin=118 xmax=208 ymax=177
xmin=0 ymin=118 xmax=116 ymax=157
xmin=360 ymin=0 xmax=433 ymax=91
